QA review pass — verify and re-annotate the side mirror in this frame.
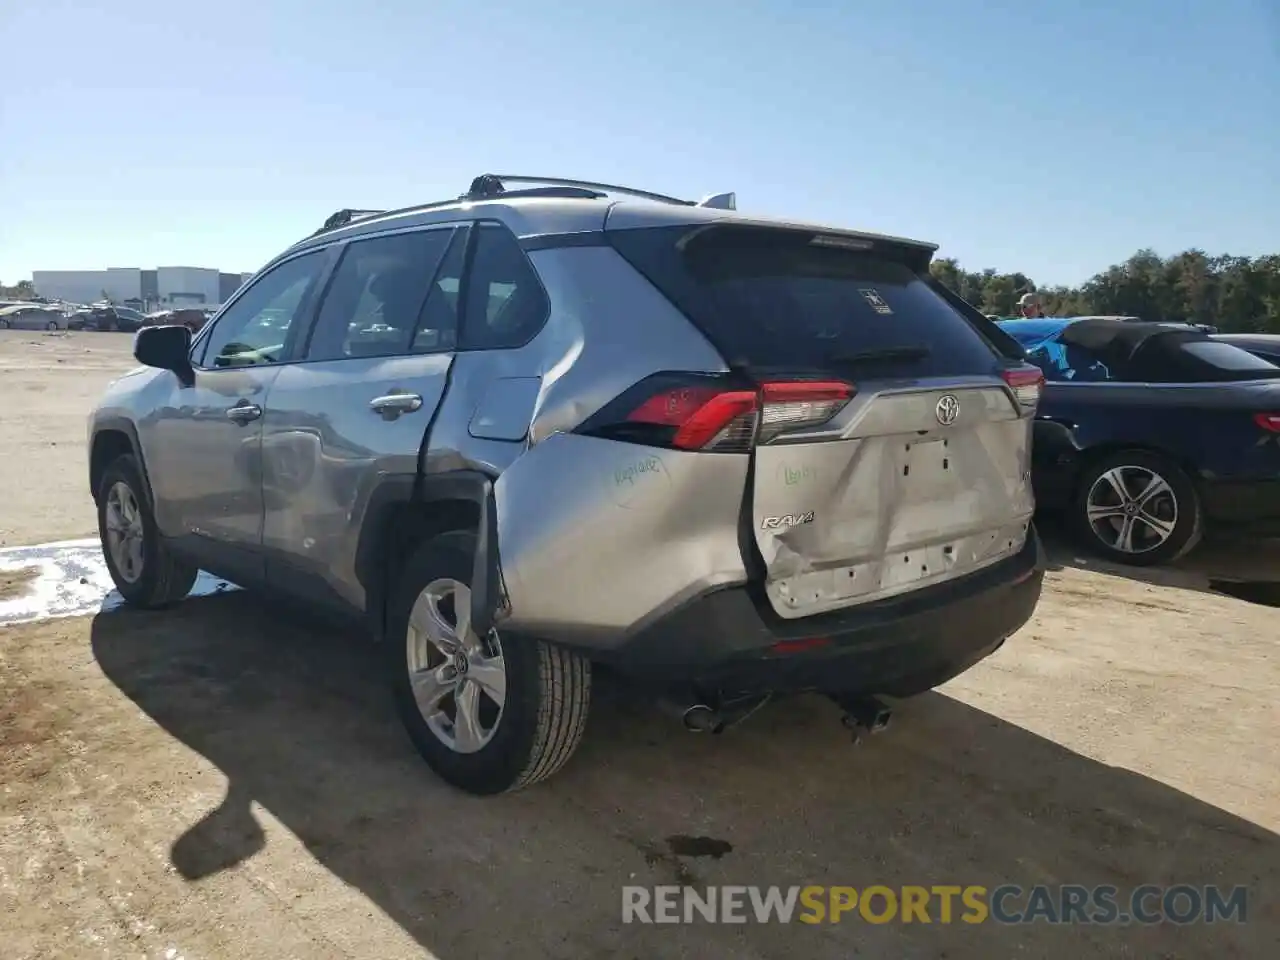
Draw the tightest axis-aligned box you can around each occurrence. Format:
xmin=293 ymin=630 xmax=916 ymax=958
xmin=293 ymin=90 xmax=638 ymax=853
xmin=135 ymin=325 xmax=194 ymax=386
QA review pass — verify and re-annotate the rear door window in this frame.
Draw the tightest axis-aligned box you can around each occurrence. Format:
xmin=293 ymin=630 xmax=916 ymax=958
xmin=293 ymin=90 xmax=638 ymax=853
xmin=305 ymin=227 xmax=456 ymax=362
xmin=607 ymin=224 xmax=1003 ymax=378
xmin=459 ymin=222 xmax=549 ymax=351
xmin=410 ymin=227 xmax=468 ymax=354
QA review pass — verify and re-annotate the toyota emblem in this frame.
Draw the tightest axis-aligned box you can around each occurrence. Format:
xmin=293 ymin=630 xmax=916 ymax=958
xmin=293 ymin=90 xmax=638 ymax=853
xmin=935 ymin=395 xmax=960 ymax=426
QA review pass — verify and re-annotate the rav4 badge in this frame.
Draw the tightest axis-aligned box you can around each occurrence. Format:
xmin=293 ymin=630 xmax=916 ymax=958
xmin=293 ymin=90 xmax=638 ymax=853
xmin=761 ymin=512 xmax=816 ymax=530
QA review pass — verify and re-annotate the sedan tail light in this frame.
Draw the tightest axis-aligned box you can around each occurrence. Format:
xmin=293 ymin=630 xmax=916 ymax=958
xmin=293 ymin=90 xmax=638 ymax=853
xmin=1254 ymin=413 xmax=1280 ymax=433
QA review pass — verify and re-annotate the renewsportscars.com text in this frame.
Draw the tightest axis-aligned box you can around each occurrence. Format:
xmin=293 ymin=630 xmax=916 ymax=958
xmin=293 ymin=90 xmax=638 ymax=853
xmin=621 ymin=884 xmax=1249 ymax=925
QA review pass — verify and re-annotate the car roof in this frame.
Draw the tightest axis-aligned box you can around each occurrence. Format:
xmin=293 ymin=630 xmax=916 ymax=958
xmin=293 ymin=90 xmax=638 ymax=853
xmin=1055 ymin=317 xmax=1212 ymax=362
xmin=995 ymin=317 xmax=1078 ymax=342
xmin=1070 ymin=314 xmax=1143 ymax=322
xmin=1214 ymin=332 xmax=1280 ymax=346
xmin=282 ymin=192 xmax=939 ymax=265
xmin=0 ymin=303 xmax=55 ymax=316
xmin=998 ymin=313 xmax=1218 ymax=348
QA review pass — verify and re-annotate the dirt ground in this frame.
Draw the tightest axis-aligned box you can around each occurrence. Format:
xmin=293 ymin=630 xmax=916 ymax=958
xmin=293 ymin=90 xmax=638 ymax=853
xmin=0 ymin=565 xmax=38 ymax=601
xmin=0 ymin=330 xmax=136 ymax=546
xmin=1 ymin=330 xmax=1278 ymax=959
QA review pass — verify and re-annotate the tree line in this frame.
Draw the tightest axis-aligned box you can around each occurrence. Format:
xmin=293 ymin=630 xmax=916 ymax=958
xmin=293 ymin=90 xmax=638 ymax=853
xmin=9 ymin=246 xmax=1280 ymax=333
xmin=930 ymin=248 xmax=1280 ymax=333
xmin=0 ymin=279 xmax=36 ymax=300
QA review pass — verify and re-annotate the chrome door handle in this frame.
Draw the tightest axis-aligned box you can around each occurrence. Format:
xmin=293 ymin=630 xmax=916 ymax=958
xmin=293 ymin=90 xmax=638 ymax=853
xmin=226 ymin=401 xmax=262 ymax=424
xmin=369 ymin=392 xmax=423 ymax=420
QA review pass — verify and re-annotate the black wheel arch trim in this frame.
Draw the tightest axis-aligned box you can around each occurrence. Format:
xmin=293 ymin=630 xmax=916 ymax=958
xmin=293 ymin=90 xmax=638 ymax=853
xmin=89 ymin=417 xmax=153 ymax=506
xmin=355 ymin=469 xmax=505 ymax=642
xmin=1070 ymin=442 xmax=1207 ymax=499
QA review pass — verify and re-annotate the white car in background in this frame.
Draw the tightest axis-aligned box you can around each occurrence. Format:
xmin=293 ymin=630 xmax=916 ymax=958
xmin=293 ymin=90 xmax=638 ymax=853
xmin=0 ymin=304 xmax=70 ymax=330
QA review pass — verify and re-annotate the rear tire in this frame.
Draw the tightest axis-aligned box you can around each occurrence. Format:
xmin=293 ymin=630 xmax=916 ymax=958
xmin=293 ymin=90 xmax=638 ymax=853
xmin=1071 ymin=449 xmax=1201 ymax=567
xmin=387 ymin=531 xmax=591 ymax=794
xmin=97 ymin=454 xmax=198 ymax=607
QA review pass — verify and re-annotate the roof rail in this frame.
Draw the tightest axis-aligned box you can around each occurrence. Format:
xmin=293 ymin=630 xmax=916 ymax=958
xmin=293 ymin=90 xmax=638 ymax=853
xmin=306 ymin=176 xmax=738 ymax=242
xmin=465 ymin=174 xmax=735 ymax=210
xmin=311 ymin=208 xmax=386 ymax=237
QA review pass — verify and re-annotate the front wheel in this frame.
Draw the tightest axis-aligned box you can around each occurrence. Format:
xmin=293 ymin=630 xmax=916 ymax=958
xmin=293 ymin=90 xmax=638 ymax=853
xmin=97 ymin=454 xmax=198 ymax=606
xmin=387 ymin=531 xmax=591 ymax=794
xmin=46 ymin=319 xmax=59 ymax=331
xmin=1071 ymin=449 xmax=1202 ymax=566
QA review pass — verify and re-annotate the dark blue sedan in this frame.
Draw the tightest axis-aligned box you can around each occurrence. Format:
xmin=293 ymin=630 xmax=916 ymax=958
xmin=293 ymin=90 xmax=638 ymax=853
xmin=998 ymin=317 xmax=1280 ymax=565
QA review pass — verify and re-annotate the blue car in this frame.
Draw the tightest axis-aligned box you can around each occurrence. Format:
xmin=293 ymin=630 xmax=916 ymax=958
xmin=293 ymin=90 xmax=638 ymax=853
xmin=998 ymin=316 xmax=1280 ymax=565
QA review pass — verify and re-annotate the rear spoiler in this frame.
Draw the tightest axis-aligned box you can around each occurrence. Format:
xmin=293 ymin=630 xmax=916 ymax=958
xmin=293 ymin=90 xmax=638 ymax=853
xmin=659 ymin=220 xmax=939 ymax=275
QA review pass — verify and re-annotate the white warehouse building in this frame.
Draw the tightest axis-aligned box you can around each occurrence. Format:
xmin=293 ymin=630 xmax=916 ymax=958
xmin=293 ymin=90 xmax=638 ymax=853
xmin=31 ymin=268 xmax=143 ymax=307
xmin=32 ymin=266 xmax=254 ymax=311
xmin=157 ymin=267 xmax=220 ymax=306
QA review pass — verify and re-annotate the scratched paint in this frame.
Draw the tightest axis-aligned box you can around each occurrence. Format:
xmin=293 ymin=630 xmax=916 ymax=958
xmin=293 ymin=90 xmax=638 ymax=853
xmin=0 ymin=538 xmax=238 ymax=626
xmin=610 ymin=453 xmax=671 ymax=508
xmin=779 ymin=463 xmax=817 ymax=487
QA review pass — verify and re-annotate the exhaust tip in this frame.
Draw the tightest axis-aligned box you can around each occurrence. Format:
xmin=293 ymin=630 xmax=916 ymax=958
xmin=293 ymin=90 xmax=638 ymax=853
xmin=830 ymin=694 xmax=893 ymax=734
xmin=682 ymin=705 xmax=724 ymax=734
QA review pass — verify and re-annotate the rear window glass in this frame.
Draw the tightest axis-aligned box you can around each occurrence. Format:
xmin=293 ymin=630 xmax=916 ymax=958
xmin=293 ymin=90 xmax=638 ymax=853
xmin=1179 ymin=340 xmax=1279 ymax=372
xmin=1128 ymin=336 xmax=1280 ymax=383
xmin=607 ymin=224 xmax=1002 ymax=377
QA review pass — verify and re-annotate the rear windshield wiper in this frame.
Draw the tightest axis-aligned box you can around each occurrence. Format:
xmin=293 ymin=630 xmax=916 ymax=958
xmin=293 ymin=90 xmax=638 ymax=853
xmin=830 ymin=346 xmax=931 ymax=365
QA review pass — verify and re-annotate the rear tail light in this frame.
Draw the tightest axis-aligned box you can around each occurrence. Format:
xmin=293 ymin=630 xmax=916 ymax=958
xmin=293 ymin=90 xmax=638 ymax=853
xmin=626 ymin=385 xmax=759 ymax=451
xmin=580 ymin=374 xmax=855 ymax=452
xmin=1002 ymin=366 xmax=1044 ymax=409
xmin=758 ymin=382 xmax=854 ymax=443
xmin=1254 ymin=413 xmax=1280 ymax=433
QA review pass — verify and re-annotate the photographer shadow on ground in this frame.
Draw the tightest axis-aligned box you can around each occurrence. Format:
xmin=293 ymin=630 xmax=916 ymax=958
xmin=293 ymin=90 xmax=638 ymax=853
xmin=91 ymin=591 xmax=1278 ymax=960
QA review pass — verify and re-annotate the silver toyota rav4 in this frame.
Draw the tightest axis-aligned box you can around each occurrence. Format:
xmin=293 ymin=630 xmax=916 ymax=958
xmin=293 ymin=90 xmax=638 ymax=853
xmin=88 ymin=175 xmax=1046 ymax=795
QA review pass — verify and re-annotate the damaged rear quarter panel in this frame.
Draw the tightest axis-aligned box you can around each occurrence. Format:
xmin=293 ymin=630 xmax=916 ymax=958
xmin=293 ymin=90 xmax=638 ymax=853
xmin=491 ymin=433 xmax=749 ymax=648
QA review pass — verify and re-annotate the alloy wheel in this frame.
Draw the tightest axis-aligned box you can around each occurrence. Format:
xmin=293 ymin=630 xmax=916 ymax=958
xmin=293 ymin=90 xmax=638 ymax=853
xmin=1085 ymin=465 xmax=1178 ymax=555
xmin=405 ymin=578 xmax=507 ymax=754
xmin=104 ymin=481 xmax=146 ymax=582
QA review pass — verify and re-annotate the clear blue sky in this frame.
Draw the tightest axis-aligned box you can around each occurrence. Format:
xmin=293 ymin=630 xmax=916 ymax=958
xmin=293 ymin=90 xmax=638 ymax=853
xmin=2 ymin=0 xmax=1277 ymax=288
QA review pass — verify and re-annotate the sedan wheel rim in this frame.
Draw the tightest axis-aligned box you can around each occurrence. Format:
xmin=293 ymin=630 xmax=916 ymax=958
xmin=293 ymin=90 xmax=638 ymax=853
xmin=105 ymin=481 xmax=146 ymax=582
xmin=1085 ymin=466 xmax=1178 ymax=554
xmin=405 ymin=578 xmax=507 ymax=754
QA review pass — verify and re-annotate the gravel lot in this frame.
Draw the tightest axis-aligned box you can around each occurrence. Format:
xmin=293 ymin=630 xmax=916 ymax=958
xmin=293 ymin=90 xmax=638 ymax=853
xmin=0 ymin=331 xmax=130 ymax=546
xmin=1 ymin=329 xmax=1277 ymax=959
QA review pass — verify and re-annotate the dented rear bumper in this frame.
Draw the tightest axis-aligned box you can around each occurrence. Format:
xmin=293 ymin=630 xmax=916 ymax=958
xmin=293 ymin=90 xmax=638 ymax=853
xmin=472 ymin=429 xmax=1043 ymax=695
xmin=592 ymin=526 xmax=1045 ymax=698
